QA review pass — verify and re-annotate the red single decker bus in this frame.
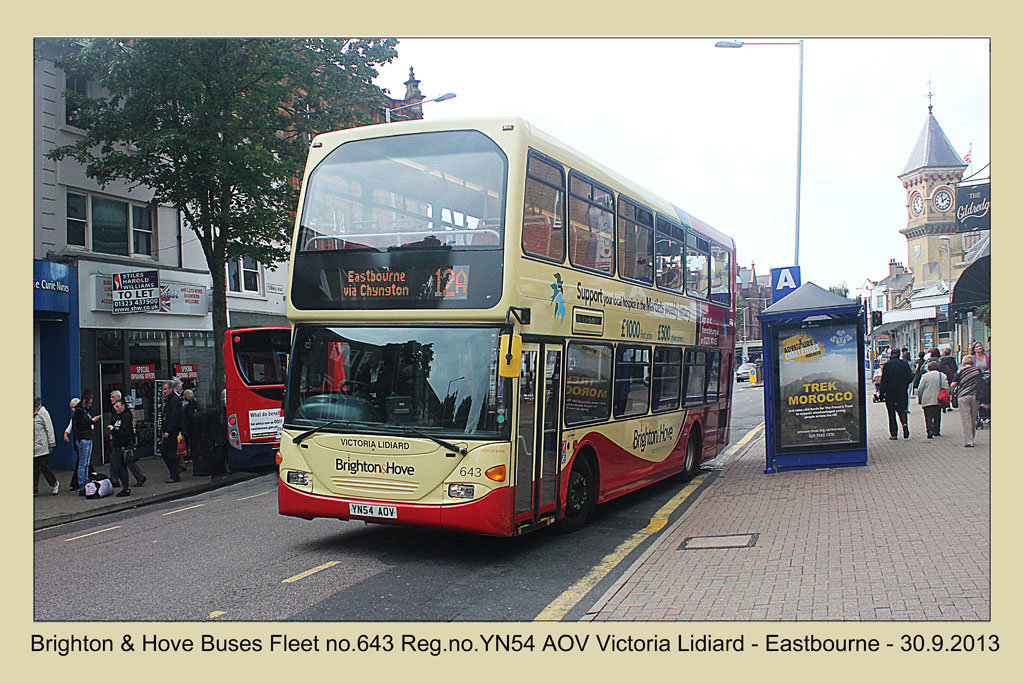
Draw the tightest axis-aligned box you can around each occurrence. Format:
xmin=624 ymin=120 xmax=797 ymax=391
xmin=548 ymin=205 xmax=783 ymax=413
xmin=224 ymin=327 xmax=291 ymax=469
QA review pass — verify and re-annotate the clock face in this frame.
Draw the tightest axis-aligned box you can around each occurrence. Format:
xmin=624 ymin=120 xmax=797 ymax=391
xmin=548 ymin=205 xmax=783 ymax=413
xmin=933 ymin=189 xmax=953 ymax=212
xmin=911 ymin=194 xmax=924 ymax=216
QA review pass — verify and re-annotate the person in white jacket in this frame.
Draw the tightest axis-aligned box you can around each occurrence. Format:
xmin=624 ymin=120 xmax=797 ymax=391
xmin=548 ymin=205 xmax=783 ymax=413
xmin=33 ymin=397 xmax=59 ymax=495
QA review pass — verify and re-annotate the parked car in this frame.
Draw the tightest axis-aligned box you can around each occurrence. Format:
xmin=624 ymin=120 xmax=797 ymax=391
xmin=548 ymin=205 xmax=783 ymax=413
xmin=735 ymin=362 xmax=757 ymax=382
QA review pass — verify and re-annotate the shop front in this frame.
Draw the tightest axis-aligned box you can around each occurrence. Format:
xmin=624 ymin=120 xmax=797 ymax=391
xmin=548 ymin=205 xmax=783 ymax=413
xmin=78 ymin=261 xmax=213 ymax=462
xmin=33 ymin=260 xmax=80 ymax=470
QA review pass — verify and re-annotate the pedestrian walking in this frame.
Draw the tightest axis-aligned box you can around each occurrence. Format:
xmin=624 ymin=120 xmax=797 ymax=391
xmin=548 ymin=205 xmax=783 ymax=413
xmin=160 ymin=380 xmax=184 ymax=482
xmin=107 ymin=399 xmax=136 ymax=497
xmin=182 ymin=388 xmax=198 ymax=464
xmin=911 ymin=351 xmax=926 ymax=396
xmin=951 ymin=355 xmax=983 ymax=448
xmin=33 ymin=397 xmax=59 ymax=495
xmin=917 ymin=361 xmax=949 ymax=438
xmin=972 ymin=341 xmax=990 ymax=372
xmin=880 ymin=348 xmax=915 ymax=439
xmin=72 ymin=391 xmax=101 ymax=496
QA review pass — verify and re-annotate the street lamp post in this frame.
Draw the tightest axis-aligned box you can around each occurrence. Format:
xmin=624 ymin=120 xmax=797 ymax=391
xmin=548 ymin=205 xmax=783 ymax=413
xmin=715 ymin=39 xmax=804 ymax=266
xmin=385 ymin=92 xmax=457 ymax=123
xmin=939 ymin=235 xmax=953 ymax=347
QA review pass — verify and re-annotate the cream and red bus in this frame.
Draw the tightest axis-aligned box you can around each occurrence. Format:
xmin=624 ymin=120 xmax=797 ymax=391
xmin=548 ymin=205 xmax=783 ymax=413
xmin=278 ymin=117 xmax=736 ymax=536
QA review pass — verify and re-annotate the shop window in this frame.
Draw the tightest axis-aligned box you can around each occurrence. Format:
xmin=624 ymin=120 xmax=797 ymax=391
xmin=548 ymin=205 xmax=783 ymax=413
xmin=92 ymin=196 xmax=130 ymax=256
xmin=683 ymin=349 xmax=708 ymax=405
xmin=228 ymin=256 xmax=262 ymax=294
xmin=618 ymin=197 xmax=654 ymax=284
xmin=66 ymin=192 xmax=87 ymax=247
xmin=132 ymin=205 xmax=153 ymax=256
xmin=652 ymin=346 xmax=681 ymax=411
xmin=522 ymin=153 xmax=566 ymax=262
xmin=564 ymin=342 xmax=613 ymax=426
xmin=64 ymin=72 xmax=88 ymax=128
xmin=613 ymin=345 xmax=650 ymax=418
xmin=65 ymin=189 xmax=156 ymax=257
xmin=568 ymin=172 xmax=615 ymax=274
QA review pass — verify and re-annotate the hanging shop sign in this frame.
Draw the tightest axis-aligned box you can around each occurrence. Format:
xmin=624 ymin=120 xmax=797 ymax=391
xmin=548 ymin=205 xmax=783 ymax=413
xmin=956 ymin=182 xmax=990 ymax=232
xmin=130 ymin=364 xmax=156 ymax=381
xmin=111 ymin=270 xmax=160 ymax=314
xmin=174 ymin=364 xmax=199 ymax=380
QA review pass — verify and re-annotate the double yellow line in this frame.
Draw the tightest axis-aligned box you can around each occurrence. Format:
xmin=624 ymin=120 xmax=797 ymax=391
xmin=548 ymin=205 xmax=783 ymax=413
xmin=534 ymin=422 xmax=764 ymax=621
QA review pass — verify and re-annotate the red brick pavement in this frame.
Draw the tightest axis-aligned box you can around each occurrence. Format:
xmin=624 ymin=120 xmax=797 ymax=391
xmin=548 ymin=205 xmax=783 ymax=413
xmin=584 ymin=398 xmax=990 ymax=621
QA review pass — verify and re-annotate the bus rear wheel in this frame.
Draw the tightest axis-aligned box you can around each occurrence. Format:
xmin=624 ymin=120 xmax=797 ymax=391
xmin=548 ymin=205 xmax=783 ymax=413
xmin=554 ymin=456 xmax=595 ymax=534
xmin=681 ymin=432 xmax=701 ymax=481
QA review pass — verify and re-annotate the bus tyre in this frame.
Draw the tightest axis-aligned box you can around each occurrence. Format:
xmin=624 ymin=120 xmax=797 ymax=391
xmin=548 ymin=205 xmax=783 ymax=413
xmin=554 ymin=456 xmax=595 ymax=534
xmin=682 ymin=432 xmax=701 ymax=481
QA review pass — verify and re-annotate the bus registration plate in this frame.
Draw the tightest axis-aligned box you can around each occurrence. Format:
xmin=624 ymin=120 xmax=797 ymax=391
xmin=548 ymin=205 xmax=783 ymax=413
xmin=349 ymin=503 xmax=398 ymax=519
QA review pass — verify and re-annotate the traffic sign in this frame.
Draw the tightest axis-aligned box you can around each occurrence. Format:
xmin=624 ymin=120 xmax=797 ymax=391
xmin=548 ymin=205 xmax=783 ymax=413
xmin=770 ymin=266 xmax=802 ymax=304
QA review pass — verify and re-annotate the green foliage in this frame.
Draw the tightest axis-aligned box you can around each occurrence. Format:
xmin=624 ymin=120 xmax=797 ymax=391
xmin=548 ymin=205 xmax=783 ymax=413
xmin=48 ymin=38 xmax=397 ymax=267
xmin=974 ymin=303 xmax=990 ymax=325
xmin=46 ymin=38 xmax=398 ymax=391
xmin=828 ymin=282 xmax=850 ymax=299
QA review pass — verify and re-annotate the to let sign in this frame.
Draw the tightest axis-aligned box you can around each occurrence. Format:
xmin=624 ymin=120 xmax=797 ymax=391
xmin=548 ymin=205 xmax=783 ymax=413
xmin=112 ymin=270 xmax=160 ymax=314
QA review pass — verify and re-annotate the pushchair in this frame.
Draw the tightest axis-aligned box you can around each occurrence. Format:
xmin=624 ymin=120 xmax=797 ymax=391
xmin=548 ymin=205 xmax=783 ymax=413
xmin=976 ymin=371 xmax=991 ymax=429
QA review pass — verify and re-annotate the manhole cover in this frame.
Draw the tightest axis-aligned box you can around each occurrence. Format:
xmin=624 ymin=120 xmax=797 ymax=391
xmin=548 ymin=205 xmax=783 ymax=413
xmin=678 ymin=533 xmax=759 ymax=550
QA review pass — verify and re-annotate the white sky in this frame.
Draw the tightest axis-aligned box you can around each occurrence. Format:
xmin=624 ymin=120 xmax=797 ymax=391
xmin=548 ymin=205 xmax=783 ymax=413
xmin=376 ymin=38 xmax=990 ymax=293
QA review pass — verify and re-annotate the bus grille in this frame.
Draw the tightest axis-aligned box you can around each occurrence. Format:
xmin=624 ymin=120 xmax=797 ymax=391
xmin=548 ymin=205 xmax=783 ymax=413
xmin=330 ymin=477 xmax=420 ymax=495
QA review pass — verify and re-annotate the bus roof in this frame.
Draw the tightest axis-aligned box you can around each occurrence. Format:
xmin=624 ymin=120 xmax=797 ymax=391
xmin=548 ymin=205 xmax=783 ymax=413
xmin=309 ymin=116 xmax=735 ymax=251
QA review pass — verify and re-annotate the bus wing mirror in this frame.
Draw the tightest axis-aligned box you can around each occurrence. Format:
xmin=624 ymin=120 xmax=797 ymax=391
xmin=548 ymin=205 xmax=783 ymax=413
xmin=499 ymin=334 xmax=523 ymax=378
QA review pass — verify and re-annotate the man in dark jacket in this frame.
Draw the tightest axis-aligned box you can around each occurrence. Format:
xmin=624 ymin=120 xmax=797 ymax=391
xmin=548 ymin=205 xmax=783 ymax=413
xmin=160 ymin=381 xmax=183 ymax=482
xmin=879 ymin=349 xmax=915 ymax=439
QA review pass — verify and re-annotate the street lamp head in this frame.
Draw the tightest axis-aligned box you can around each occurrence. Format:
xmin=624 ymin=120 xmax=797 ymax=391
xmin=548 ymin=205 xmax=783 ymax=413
xmin=715 ymin=40 xmax=744 ymax=48
xmin=434 ymin=92 xmax=457 ymax=102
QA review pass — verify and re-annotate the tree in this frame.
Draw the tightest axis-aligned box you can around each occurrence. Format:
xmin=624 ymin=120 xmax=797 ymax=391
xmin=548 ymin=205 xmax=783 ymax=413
xmin=828 ymin=282 xmax=850 ymax=299
xmin=47 ymin=38 xmax=398 ymax=398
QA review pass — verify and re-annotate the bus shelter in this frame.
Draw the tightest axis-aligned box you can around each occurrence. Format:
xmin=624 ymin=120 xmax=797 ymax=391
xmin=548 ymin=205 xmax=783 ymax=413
xmin=758 ymin=282 xmax=867 ymax=473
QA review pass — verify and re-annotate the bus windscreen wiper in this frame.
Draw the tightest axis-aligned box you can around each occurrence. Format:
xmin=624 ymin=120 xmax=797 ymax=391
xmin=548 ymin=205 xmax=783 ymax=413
xmin=291 ymin=419 xmax=349 ymax=445
xmin=290 ymin=419 xmax=466 ymax=455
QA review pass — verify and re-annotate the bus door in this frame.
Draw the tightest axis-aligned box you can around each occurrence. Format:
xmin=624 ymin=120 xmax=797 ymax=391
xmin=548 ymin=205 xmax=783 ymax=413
xmin=513 ymin=342 xmax=563 ymax=529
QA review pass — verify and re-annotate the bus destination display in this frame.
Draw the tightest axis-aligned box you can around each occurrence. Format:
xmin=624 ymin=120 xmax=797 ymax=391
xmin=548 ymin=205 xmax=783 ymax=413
xmin=340 ymin=266 xmax=470 ymax=301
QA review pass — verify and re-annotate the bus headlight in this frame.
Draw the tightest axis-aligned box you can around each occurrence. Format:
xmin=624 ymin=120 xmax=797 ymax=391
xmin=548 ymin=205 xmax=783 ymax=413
xmin=448 ymin=483 xmax=475 ymax=499
xmin=286 ymin=471 xmax=311 ymax=486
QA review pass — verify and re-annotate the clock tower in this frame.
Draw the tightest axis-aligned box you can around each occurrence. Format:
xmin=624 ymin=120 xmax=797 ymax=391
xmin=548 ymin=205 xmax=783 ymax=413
xmin=897 ymin=95 xmax=968 ymax=287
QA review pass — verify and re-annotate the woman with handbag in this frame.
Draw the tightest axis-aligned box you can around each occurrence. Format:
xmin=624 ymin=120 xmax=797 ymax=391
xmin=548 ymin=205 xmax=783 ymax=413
xmin=951 ymin=355 xmax=983 ymax=448
xmin=917 ymin=360 xmax=949 ymax=439
xmin=108 ymin=399 xmax=136 ymax=497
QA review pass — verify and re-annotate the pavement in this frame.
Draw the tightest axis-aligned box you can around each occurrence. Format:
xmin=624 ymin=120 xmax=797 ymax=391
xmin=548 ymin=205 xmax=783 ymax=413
xmin=582 ymin=387 xmax=990 ymax=621
xmin=33 ymin=455 xmax=263 ymax=530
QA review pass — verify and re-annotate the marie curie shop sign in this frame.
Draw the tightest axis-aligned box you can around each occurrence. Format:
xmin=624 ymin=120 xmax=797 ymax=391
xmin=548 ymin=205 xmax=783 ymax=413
xmin=111 ymin=270 xmax=160 ymax=314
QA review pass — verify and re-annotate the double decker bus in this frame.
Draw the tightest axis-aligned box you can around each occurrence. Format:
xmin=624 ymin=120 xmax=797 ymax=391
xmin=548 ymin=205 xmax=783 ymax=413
xmin=224 ymin=326 xmax=290 ymax=469
xmin=279 ymin=117 xmax=736 ymax=535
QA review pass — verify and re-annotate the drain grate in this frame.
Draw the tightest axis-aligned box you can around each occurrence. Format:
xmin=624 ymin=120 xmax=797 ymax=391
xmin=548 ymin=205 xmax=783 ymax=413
xmin=678 ymin=533 xmax=759 ymax=550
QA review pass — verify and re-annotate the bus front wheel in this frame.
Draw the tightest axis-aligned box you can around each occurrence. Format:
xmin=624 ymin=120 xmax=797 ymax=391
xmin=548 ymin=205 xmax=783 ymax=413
xmin=554 ymin=456 xmax=595 ymax=534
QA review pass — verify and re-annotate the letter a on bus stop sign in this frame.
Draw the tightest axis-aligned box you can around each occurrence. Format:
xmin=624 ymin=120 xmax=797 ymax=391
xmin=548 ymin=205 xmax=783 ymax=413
xmin=771 ymin=266 xmax=801 ymax=304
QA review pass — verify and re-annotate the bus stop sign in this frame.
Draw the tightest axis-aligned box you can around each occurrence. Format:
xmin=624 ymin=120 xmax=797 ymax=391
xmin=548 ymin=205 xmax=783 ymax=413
xmin=771 ymin=266 xmax=802 ymax=304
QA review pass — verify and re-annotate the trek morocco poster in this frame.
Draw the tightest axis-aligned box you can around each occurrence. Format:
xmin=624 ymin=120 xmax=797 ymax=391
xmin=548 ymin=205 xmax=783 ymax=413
xmin=775 ymin=322 xmax=862 ymax=450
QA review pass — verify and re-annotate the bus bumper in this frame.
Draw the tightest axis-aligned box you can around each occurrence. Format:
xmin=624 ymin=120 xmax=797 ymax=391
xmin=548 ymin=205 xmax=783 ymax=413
xmin=278 ymin=479 xmax=515 ymax=536
xmin=228 ymin=442 xmax=279 ymax=470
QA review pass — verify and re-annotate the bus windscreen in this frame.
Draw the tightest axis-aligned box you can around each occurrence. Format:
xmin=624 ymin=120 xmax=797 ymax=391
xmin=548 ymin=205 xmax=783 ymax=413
xmin=285 ymin=326 xmax=508 ymax=438
xmin=233 ymin=329 xmax=290 ymax=386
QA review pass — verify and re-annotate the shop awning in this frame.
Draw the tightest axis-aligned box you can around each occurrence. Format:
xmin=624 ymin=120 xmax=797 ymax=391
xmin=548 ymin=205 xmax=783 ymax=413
xmin=882 ymin=306 xmax=936 ymax=324
xmin=951 ymin=254 xmax=990 ymax=312
xmin=869 ymin=321 xmax=902 ymax=338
